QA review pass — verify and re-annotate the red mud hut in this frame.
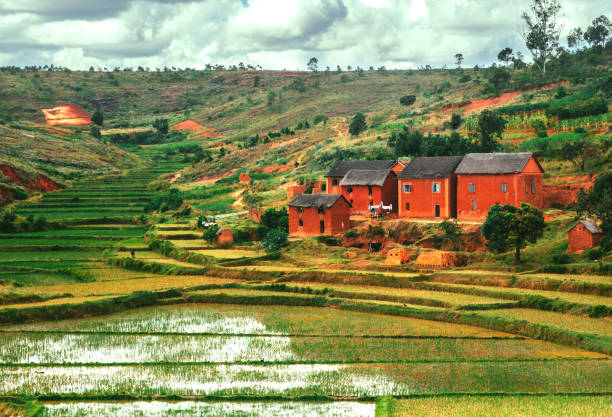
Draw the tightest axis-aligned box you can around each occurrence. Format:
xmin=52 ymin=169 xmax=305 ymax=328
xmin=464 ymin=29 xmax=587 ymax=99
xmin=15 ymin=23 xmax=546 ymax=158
xmin=567 ymin=220 xmax=602 ymax=254
xmin=325 ymin=160 xmax=398 ymax=195
xmin=288 ymin=194 xmax=351 ymax=235
xmin=398 ymin=156 xmax=463 ymax=219
xmin=455 ymin=153 xmax=544 ymax=221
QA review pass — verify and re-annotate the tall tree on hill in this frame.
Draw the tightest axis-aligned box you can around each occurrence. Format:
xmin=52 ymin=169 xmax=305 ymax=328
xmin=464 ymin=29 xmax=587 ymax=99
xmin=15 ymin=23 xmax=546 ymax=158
xmin=91 ymin=110 xmax=103 ymax=126
xmin=475 ymin=110 xmax=506 ymax=152
xmin=454 ymin=53 xmax=464 ymax=69
xmin=497 ymin=48 xmax=514 ymax=67
xmin=482 ymin=203 xmax=545 ymax=264
xmin=584 ymin=15 xmax=612 ymax=52
xmin=307 ymin=57 xmax=318 ymax=72
xmin=520 ymin=0 xmax=562 ymax=74
xmin=349 ymin=113 xmax=367 ymax=136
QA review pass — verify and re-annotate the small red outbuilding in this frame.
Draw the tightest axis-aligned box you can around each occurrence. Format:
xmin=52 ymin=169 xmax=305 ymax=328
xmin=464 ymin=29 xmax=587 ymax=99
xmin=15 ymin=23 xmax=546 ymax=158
xmin=568 ymin=220 xmax=602 ymax=254
xmin=339 ymin=169 xmax=398 ymax=214
xmin=288 ymin=194 xmax=351 ymax=235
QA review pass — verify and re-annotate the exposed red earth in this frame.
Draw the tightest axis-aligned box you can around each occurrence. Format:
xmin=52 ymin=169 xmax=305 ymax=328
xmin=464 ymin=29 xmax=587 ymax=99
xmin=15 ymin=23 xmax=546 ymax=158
xmin=543 ymin=175 xmax=595 ymax=208
xmin=0 ymin=164 xmax=62 ymax=202
xmin=41 ymin=105 xmax=92 ymax=126
xmin=171 ymin=120 xmax=222 ymax=138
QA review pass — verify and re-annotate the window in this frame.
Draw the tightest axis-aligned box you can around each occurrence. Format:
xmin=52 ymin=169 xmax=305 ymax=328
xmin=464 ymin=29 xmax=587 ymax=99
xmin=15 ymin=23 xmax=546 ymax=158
xmin=432 ymin=183 xmax=440 ymax=193
xmin=350 ymin=199 xmax=354 ymax=206
xmin=405 ymin=202 xmax=410 ymax=211
xmin=298 ymin=219 xmax=303 ymax=227
xmin=331 ymin=179 xmax=339 ymax=186
xmin=317 ymin=207 xmax=325 ymax=215
xmin=297 ymin=208 xmax=303 ymax=214
xmin=531 ymin=179 xmax=535 ymax=194
xmin=501 ymin=183 xmax=508 ymax=193
xmin=368 ymin=186 xmax=373 ymax=196
xmin=472 ymin=200 xmax=477 ymax=210
xmin=402 ymin=184 xmax=412 ymax=193
xmin=347 ymin=187 xmax=353 ymax=194
xmin=469 ymin=183 xmax=476 ymax=193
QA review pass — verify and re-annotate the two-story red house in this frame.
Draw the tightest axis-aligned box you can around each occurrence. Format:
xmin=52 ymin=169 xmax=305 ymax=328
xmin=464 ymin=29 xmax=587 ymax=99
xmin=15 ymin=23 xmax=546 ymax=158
xmin=325 ymin=160 xmax=398 ymax=195
xmin=455 ymin=153 xmax=544 ymax=221
xmin=398 ymin=156 xmax=464 ymax=219
xmin=339 ymin=169 xmax=398 ymax=213
xmin=288 ymin=194 xmax=351 ymax=235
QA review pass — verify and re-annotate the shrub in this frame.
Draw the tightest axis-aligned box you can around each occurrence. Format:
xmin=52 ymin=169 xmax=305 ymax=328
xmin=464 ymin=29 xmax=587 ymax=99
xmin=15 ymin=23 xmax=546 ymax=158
xmin=202 ymin=224 xmax=220 ymax=243
xmin=552 ymin=253 xmax=572 ymax=264
xmin=316 ymin=235 xmax=341 ymax=246
xmin=344 ymin=229 xmax=359 ymax=238
xmin=366 ymin=224 xmax=385 ymax=238
xmin=574 ymin=127 xmax=587 ymax=134
xmin=349 ymin=113 xmax=367 ymax=136
xmin=313 ymin=114 xmax=329 ymax=125
xmin=12 ymin=187 xmax=28 ymax=200
xmin=259 ymin=207 xmax=289 ymax=233
xmin=145 ymin=189 xmax=183 ymax=213
xmin=399 ymin=95 xmax=417 ymax=106
xmin=263 ymin=229 xmax=288 ymax=253
xmin=546 ymin=97 xmax=608 ymax=120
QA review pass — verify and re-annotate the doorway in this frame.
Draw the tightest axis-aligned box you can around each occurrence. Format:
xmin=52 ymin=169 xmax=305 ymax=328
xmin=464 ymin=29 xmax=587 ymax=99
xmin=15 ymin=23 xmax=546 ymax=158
xmin=435 ymin=205 xmax=440 ymax=217
xmin=320 ymin=220 xmax=325 ymax=234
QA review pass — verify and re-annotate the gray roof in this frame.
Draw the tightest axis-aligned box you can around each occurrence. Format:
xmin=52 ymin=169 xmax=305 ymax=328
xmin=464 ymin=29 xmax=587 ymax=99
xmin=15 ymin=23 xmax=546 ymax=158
xmin=398 ymin=156 xmax=464 ymax=179
xmin=570 ymin=220 xmax=603 ymax=234
xmin=325 ymin=160 xmax=397 ymax=178
xmin=288 ymin=193 xmax=350 ymax=208
xmin=340 ymin=169 xmax=394 ymax=186
xmin=455 ymin=153 xmax=542 ymax=175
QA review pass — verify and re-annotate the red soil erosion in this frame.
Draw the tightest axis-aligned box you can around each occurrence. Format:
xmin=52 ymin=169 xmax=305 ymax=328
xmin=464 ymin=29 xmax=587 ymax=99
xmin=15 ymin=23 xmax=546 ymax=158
xmin=543 ymin=175 xmax=594 ymax=209
xmin=0 ymin=164 xmax=62 ymax=192
xmin=255 ymin=163 xmax=293 ymax=174
xmin=170 ymin=120 xmax=221 ymax=139
xmin=433 ymin=83 xmax=561 ymax=115
xmin=414 ymin=251 xmax=458 ymax=268
xmin=41 ymin=105 xmax=92 ymax=126
xmin=197 ymin=168 xmax=238 ymax=183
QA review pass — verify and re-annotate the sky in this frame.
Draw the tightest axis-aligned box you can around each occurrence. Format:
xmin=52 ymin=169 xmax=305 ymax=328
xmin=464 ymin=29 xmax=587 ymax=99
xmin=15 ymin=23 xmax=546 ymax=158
xmin=0 ymin=0 xmax=606 ymax=70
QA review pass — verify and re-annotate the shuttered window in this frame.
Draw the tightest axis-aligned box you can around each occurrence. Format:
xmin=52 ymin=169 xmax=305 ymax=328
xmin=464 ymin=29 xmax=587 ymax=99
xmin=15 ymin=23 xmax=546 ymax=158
xmin=501 ymin=183 xmax=508 ymax=193
xmin=469 ymin=183 xmax=476 ymax=193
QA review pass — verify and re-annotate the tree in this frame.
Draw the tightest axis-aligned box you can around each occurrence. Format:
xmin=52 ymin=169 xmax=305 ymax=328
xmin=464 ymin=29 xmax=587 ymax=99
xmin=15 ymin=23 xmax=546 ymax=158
xmin=481 ymin=203 xmax=545 ymax=263
xmin=475 ymin=110 xmax=506 ymax=152
xmin=90 ymin=125 xmax=101 ymax=139
xmin=520 ymin=0 xmax=562 ymax=74
xmin=497 ymin=47 xmax=514 ymax=67
xmin=449 ymin=113 xmax=462 ymax=130
xmin=487 ymin=67 xmax=511 ymax=94
xmin=153 ymin=118 xmax=169 ymax=134
xmin=399 ymin=95 xmax=416 ymax=106
xmin=243 ymin=192 xmax=263 ymax=218
xmin=349 ymin=112 xmax=367 ymax=136
xmin=91 ymin=110 xmax=103 ymax=126
xmin=263 ymin=228 xmax=288 ymax=253
xmin=559 ymin=140 xmax=602 ymax=172
xmin=388 ymin=128 xmax=423 ymax=157
xmin=307 ymin=57 xmax=318 ymax=72
xmin=584 ymin=15 xmax=612 ymax=51
xmin=202 ymin=224 xmax=220 ymax=243
xmin=567 ymin=28 xmax=585 ymax=50
xmin=454 ymin=53 xmax=464 ymax=68
xmin=259 ymin=207 xmax=289 ymax=233
xmin=576 ymin=172 xmax=612 ymax=250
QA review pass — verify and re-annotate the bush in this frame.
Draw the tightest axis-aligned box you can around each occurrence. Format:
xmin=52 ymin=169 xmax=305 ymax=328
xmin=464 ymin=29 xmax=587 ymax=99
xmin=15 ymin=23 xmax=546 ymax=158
xmin=12 ymin=187 xmax=28 ymax=200
xmin=153 ymin=118 xmax=169 ymax=134
xmin=202 ymin=224 xmax=220 ymax=243
xmin=316 ymin=235 xmax=341 ymax=246
xmin=399 ymin=95 xmax=416 ymax=106
xmin=537 ymin=130 xmax=548 ymax=138
xmin=145 ymin=189 xmax=183 ymax=213
xmin=263 ymin=229 xmax=288 ymax=253
xmin=259 ymin=207 xmax=289 ymax=233
xmin=552 ymin=253 xmax=572 ymax=264
xmin=547 ymin=97 xmax=608 ymax=120
xmin=574 ymin=127 xmax=587 ymax=134
xmin=313 ymin=114 xmax=329 ymax=125
xmin=344 ymin=229 xmax=359 ymax=238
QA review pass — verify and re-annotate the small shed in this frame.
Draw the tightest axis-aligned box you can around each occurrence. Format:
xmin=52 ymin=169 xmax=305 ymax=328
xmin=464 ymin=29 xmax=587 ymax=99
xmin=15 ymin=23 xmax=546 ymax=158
xmin=239 ymin=173 xmax=251 ymax=183
xmin=288 ymin=194 xmax=351 ymax=235
xmin=216 ymin=228 xmax=234 ymax=244
xmin=568 ymin=220 xmax=602 ymax=254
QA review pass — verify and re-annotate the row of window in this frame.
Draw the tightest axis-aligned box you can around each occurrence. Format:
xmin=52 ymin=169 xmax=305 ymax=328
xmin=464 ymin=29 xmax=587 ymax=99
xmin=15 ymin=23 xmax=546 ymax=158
xmin=297 ymin=207 xmax=325 ymax=214
xmin=402 ymin=184 xmax=440 ymax=193
xmin=403 ymin=201 xmax=478 ymax=212
xmin=402 ymin=182 xmax=536 ymax=194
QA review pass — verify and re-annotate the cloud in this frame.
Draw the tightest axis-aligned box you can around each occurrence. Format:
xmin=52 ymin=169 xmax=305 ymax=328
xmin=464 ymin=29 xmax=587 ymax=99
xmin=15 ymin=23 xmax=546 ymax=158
xmin=0 ymin=0 xmax=605 ymax=69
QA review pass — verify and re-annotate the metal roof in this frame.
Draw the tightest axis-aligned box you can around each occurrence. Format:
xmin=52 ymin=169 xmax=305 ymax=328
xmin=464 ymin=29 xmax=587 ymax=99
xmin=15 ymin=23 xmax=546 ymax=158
xmin=569 ymin=220 xmax=603 ymax=234
xmin=288 ymin=193 xmax=350 ymax=208
xmin=455 ymin=153 xmax=542 ymax=175
xmin=325 ymin=160 xmax=397 ymax=177
xmin=398 ymin=156 xmax=464 ymax=179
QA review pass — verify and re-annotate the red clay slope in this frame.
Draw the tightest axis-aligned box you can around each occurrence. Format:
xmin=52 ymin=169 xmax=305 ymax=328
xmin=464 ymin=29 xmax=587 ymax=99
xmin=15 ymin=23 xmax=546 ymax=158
xmin=171 ymin=120 xmax=221 ymax=138
xmin=41 ymin=105 xmax=92 ymax=126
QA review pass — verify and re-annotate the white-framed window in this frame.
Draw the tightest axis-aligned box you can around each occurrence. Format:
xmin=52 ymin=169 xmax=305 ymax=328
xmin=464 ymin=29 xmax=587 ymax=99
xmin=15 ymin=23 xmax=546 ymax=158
xmin=402 ymin=184 xmax=412 ymax=193
xmin=472 ymin=200 xmax=477 ymax=210
xmin=432 ymin=183 xmax=440 ymax=193
xmin=469 ymin=183 xmax=476 ymax=193
xmin=501 ymin=183 xmax=508 ymax=193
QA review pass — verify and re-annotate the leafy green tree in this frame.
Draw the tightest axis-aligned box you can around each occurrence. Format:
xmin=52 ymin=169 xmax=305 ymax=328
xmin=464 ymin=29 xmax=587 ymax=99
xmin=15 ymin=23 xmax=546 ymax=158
xmin=243 ymin=192 xmax=263 ymax=217
xmin=449 ymin=113 xmax=462 ymax=130
xmin=399 ymin=95 xmax=416 ymax=106
xmin=263 ymin=228 xmax=288 ymax=253
xmin=584 ymin=15 xmax=611 ymax=51
xmin=388 ymin=128 xmax=423 ymax=157
xmin=153 ymin=118 xmax=169 ymax=134
xmin=348 ymin=112 xmax=367 ymax=136
xmin=259 ymin=207 xmax=289 ymax=233
xmin=497 ymin=47 xmax=514 ymax=67
xmin=90 ymin=125 xmax=101 ymax=139
xmin=559 ymin=140 xmax=602 ymax=172
xmin=91 ymin=110 xmax=104 ymax=126
xmin=475 ymin=110 xmax=506 ymax=152
xmin=313 ymin=114 xmax=329 ymax=126
xmin=520 ymin=0 xmax=562 ymax=74
xmin=307 ymin=57 xmax=318 ymax=72
xmin=576 ymin=172 xmax=612 ymax=250
xmin=454 ymin=53 xmax=464 ymax=68
xmin=202 ymin=224 xmax=220 ymax=243
xmin=481 ymin=203 xmax=545 ymax=263
xmin=487 ymin=67 xmax=511 ymax=93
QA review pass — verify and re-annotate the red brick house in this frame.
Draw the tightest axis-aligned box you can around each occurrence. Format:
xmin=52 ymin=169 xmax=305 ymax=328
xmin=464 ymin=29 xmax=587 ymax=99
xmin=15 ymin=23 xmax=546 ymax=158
xmin=325 ymin=160 xmax=398 ymax=195
xmin=455 ymin=153 xmax=544 ymax=221
xmin=339 ymin=169 xmax=398 ymax=214
xmin=288 ymin=194 xmax=351 ymax=235
xmin=398 ymin=156 xmax=464 ymax=219
xmin=568 ymin=220 xmax=602 ymax=253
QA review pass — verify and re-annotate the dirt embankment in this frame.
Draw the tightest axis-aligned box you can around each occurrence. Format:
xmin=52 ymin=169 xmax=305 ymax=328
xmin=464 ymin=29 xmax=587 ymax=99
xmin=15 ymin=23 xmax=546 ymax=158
xmin=41 ymin=105 xmax=92 ymax=126
xmin=0 ymin=165 xmax=62 ymax=192
xmin=171 ymin=120 xmax=221 ymax=139
xmin=543 ymin=175 xmax=595 ymax=208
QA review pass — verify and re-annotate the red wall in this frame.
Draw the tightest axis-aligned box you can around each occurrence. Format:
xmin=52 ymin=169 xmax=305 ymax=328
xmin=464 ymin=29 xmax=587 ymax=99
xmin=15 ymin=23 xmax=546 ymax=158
xmin=568 ymin=225 xmax=601 ymax=253
xmin=340 ymin=174 xmax=397 ymax=213
xmin=289 ymin=199 xmax=351 ymax=235
xmin=457 ymin=158 xmax=543 ymax=221
xmin=327 ymin=177 xmax=343 ymax=195
xmin=398 ymin=176 xmax=455 ymax=218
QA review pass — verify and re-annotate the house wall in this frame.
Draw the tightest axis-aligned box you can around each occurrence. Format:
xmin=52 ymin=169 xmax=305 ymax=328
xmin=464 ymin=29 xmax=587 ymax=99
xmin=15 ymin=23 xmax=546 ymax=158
xmin=568 ymin=225 xmax=601 ymax=253
xmin=288 ymin=200 xmax=351 ymax=235
xmin=326 ymin=177 xmax=343 ymax=195
xmin=341 ymin=174 xmax=397 ymax=214
xmin=398 ymin=177 xmax=454 ymax=218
